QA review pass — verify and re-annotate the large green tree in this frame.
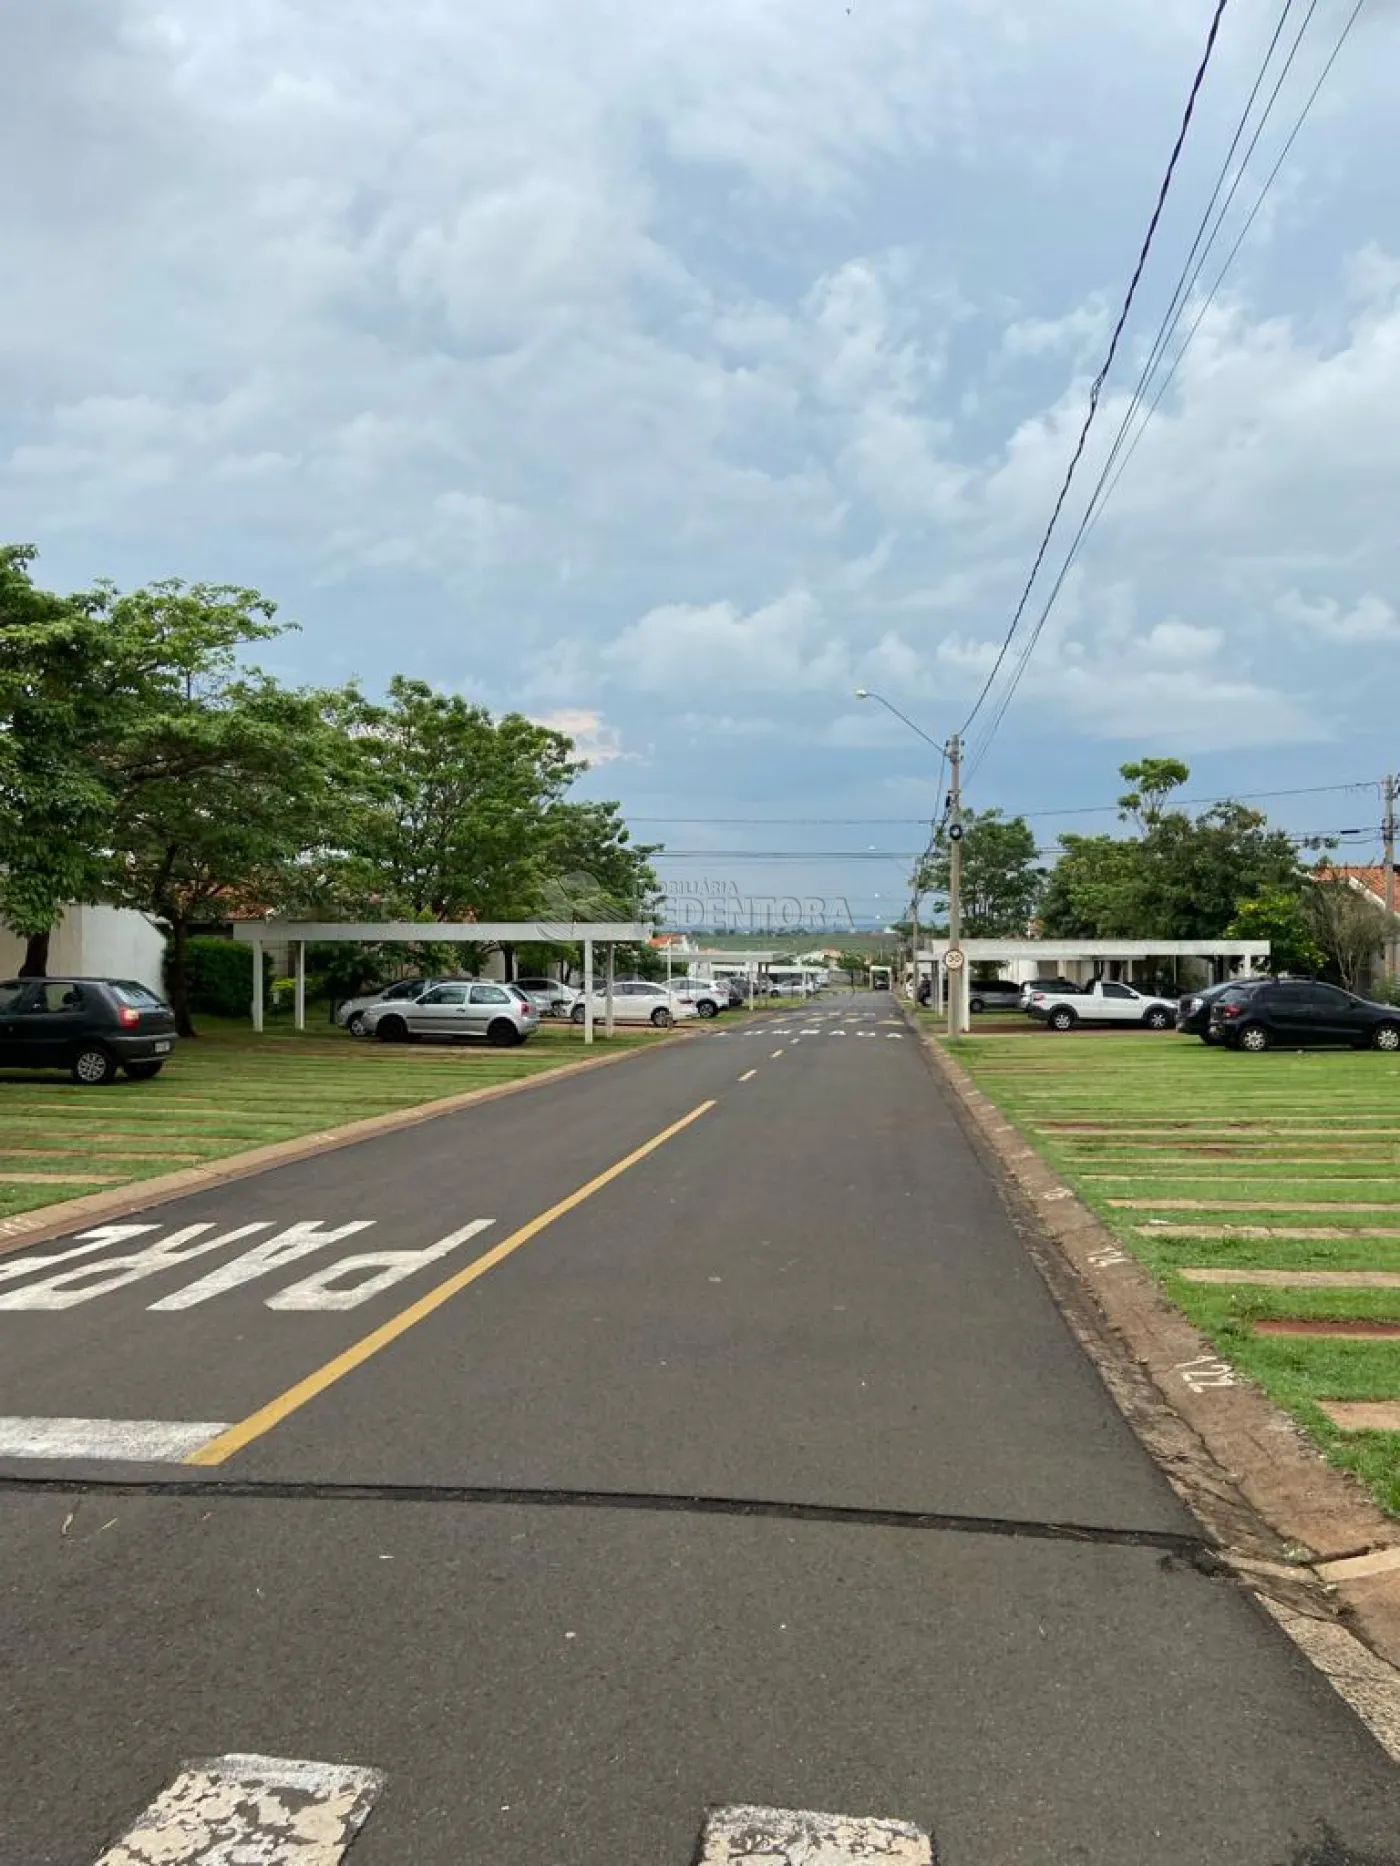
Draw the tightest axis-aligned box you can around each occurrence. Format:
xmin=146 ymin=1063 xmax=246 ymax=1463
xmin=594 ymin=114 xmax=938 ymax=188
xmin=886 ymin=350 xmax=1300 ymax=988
xmin=0 ymin=548 xmax=133 ymax=973
xmin=917 ymin=807 xmax=1042 ymax=938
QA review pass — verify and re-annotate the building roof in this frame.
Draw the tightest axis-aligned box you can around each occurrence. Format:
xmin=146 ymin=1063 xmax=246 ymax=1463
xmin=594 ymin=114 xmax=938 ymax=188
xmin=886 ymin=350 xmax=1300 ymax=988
xmin=1329 ymin=865 xmax=1397 ymax=914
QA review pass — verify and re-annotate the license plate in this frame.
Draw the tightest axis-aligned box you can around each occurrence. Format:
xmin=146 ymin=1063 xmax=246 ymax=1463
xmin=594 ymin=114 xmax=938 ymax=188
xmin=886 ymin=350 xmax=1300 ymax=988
xmin=153 ymin=1041 xmax=172 ymax=1054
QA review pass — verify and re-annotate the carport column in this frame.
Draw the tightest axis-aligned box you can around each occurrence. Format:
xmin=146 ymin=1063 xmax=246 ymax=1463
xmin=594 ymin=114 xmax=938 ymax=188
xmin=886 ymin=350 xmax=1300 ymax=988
xmin=583 ymin=938 xmax=594 ymax=1046
xmin=605 ymin=943 xmax=615 ymax=1037
xmin=252 ymin=940 xmax=264 ymax=1033
xmin=294 ymin=940 xmax=306 ymax=1033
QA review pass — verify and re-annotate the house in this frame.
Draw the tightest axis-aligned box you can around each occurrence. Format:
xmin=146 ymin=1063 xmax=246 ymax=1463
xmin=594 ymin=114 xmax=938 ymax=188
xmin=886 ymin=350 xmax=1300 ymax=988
xmin=0 ymin=905 xmax=166 ymax=994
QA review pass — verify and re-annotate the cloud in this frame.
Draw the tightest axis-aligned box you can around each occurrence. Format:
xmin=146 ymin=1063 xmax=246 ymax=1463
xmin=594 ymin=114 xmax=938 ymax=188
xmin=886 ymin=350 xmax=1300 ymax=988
xmin=1277 ymin=589 xmax=1400 ymax=644
xmin=529 ymin=707 xmax=634 ymax=766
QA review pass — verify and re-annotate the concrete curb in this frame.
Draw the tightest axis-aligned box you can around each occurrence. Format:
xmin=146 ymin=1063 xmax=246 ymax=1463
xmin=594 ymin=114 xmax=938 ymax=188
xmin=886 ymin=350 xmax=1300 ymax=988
xmin=905 ymin=1010 xmax=1400 ymax=1690
xmin=0 ymin=1033 xmax=690 ymax=1258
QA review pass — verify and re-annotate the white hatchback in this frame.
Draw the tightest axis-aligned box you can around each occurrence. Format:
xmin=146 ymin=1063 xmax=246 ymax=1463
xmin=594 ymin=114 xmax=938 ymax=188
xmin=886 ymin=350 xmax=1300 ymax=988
xmin=570 ymin=982 xmax=699 ymax=1028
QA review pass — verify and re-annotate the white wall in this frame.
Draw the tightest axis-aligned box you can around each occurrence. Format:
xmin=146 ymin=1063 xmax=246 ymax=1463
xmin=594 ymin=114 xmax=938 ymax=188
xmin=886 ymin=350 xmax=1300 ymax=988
xmin=0 ymin=905 xmax=166 ymax=994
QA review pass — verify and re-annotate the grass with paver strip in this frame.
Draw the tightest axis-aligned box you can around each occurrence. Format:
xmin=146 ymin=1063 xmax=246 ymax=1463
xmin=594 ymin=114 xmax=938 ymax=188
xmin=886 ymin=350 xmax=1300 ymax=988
xmin=944 ymin=1027 xmax=1400 ymax=1515
xmin=0 ymin=1017 xmax=670 ymax=1222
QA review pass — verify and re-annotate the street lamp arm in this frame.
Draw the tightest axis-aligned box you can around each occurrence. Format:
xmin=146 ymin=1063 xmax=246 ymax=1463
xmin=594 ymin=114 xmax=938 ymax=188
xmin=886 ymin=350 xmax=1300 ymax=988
xmin=853 ymin=688 xmax=945 ymax=753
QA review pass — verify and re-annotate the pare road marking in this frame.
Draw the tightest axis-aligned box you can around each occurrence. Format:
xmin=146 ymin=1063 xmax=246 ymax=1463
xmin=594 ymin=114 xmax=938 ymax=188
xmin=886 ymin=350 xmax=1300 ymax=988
xmin=697 ymin=1806 xmax=933 ymax=1866
xmin=0 ymin=1218 xmax=495 ymax=1313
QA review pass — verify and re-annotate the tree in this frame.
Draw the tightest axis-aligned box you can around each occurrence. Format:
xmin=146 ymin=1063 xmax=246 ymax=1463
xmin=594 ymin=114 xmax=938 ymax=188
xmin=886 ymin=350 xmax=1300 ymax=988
xmin=1305 ymin=875 xmax=1390 ymax=991
xmin=836 ymin=949 xmax=868 ymax=985
xmin=918 ymin=808 xmax=1042 ymax=937
xmin=1038 ymin=834 xmax=1144 ymax=937
xmin=341 ymin=679 xmax=581 ymax=927
xmin=1225 ymin=887 xmax=1325 ymax=978
xmin=1134 ymin=802 xmax=1301 ymax=940
xmin=92 ymin=580 xmax=350 ymax=1035
xmin=0 ymin=548 xmax=132 ymax=973
xmin=1117 ymin=757 xmax=1190 ymax=831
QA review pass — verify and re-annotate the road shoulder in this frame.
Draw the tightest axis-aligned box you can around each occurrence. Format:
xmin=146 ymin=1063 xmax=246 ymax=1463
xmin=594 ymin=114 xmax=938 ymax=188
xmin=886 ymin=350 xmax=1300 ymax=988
xmin=906 ymin=1006 xmax=1400 ymax=1725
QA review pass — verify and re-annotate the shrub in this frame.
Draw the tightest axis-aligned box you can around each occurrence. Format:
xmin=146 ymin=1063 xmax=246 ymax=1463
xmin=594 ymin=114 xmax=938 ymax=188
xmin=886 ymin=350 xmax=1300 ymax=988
xmin=169 ymin=936 xmax=270 ymax=1019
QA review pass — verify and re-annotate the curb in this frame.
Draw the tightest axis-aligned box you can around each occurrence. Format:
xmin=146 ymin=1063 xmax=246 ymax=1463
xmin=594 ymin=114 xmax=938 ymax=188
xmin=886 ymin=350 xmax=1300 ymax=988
xmin=0 ymin=1032 xmax=690 ymax=1258
xmin=904 ymin=1010 xmax=1400 ymax=1701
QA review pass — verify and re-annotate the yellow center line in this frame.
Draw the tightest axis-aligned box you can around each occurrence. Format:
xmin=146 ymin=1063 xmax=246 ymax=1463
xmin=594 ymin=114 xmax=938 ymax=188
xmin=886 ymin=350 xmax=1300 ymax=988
xmin=739 ymin=1069 xmax=757 ymax=1082
xmin=185 ymin=1098 xmax=717 ymax=1466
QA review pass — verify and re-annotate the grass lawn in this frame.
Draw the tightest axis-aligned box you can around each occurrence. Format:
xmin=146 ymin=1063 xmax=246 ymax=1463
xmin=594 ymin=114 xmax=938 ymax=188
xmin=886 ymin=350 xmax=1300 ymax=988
xmin=943 ymin=1025 xmax=1400 ymax=1515
xmin=0 ymin=1013 xmax=670 ymax=1224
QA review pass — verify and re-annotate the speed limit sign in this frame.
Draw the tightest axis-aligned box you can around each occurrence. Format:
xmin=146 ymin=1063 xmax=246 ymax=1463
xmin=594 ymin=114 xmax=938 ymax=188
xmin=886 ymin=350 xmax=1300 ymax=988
xmin=944 ymin=948 xmax=966 ymax=972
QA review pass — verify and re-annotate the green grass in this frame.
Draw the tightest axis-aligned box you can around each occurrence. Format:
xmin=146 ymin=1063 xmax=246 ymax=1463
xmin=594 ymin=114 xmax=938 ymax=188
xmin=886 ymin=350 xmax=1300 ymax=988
xmin=947 ymin=1028 xmax=1400 ymax=1516
xmin=0 ymin=1013 xmax=670 ymax=1219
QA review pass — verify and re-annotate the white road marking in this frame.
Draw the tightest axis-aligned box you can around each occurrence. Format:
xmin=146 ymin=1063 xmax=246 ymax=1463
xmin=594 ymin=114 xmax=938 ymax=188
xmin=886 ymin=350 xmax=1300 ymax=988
xmin=0 ymin=1417 xmax=230 ymax=1462
xmin=771 ymin=1049 xmax=785 ymax=1059
xmin=885 ymin=1033 xmax=905 ymax=1040
xmin=0 ymin=1223 xmax=275 ymax=1310
xmin=830 ymin=1030 xmax=847 ymax=1037
xmin=698 ymin=1806 xmax=933 ymax=1866
xmin=93 ymin=1751 xmax=383 ymax=1864
xmin=0 ymin=1224 xmax=159 ymax=1289
xmin=267 ymin=1218 xmax=494 ymax=1310
xmin=149 ymin=1221 xmax=376 ymax=1310
xmin=739 ymin=1069 xmax=758 ymax=1082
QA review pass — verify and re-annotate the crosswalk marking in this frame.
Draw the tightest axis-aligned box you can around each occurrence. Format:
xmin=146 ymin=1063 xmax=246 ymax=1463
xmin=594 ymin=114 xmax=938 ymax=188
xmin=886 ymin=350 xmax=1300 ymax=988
xmin=94 ymin=1753 xmax=383 ymax=1864
xmin=0 ymin=1417 xmax=230 ymax=1462
xmin=698 ymin=1806 xmax=933 ymax=1866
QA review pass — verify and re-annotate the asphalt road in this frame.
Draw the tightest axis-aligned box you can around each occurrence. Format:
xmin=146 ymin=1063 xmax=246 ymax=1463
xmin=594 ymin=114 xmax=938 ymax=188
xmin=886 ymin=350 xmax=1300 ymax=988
xmin=1 ymin=994 xmax=1398 ymax=1865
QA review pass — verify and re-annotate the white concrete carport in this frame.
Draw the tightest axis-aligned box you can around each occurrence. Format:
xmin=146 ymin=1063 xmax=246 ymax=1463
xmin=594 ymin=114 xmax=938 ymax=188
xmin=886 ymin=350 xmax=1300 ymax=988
xmin=913 ymin=937 xmax=1272 ymax=1034
xmin=231 ymin=920 xmax=653 ymax=1044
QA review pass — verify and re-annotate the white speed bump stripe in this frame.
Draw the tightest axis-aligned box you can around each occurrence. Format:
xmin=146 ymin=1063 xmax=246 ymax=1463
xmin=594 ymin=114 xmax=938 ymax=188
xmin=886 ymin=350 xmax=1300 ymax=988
xmin=698 ymin=1806 xmax=933 ymax=1866
xmin=94 ymin=1752 xmax=383 ymax=1864
xmin=0 ymin=1417 xmax=231 ymax=1462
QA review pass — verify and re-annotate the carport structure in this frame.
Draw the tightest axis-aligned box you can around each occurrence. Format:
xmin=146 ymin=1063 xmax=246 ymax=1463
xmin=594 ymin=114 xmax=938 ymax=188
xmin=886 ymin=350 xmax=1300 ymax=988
xmin=231 ymin=920 xmax=654 ymax=1044
xmin=913 ymin=937 xmax=1271 ymax=1033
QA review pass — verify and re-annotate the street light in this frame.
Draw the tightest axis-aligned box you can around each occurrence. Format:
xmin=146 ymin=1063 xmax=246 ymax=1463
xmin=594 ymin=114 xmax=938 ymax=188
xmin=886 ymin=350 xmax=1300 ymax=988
xmin=853 ymin=688 xmax=965 ymax=1035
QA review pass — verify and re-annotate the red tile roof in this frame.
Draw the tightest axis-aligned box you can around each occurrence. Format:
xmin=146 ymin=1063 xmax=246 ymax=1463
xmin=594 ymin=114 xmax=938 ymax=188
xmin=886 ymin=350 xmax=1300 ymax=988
xmin=1328 ymin=865 xmax=1397 ymax=914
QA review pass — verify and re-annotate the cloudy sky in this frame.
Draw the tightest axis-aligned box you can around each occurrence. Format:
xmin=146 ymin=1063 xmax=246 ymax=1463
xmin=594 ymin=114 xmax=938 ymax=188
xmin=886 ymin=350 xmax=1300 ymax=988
xmin=4 ymin=0 xmax=1398 ymax=931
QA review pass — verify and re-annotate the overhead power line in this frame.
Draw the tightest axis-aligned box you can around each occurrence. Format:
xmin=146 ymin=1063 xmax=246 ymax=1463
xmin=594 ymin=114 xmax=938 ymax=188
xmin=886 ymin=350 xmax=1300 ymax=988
xmin=957 ymin=0 xmax=1232 ymax=744
xmin=963 ymin=0 xmax=1367 ymax=783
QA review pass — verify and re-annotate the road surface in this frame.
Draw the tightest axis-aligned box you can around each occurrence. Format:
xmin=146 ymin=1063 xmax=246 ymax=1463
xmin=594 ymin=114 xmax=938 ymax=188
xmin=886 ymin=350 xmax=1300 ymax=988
xmin=0 ymin=996 xmax=1397 ymax=1865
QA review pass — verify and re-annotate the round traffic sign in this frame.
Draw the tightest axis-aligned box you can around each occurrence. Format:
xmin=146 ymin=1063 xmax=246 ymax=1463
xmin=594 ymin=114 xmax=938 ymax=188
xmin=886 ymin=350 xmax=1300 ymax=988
xmin=944 ymin=948 xmax=966 ymax=972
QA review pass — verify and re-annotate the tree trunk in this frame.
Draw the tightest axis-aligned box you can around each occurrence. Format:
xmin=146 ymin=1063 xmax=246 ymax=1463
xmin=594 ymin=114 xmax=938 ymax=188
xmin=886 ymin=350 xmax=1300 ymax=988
xmin=501 ymin=943 xmax=515 ymax=982
xmin=168 ymin=916 xmax=197 ymax=1038
xmin=18 ymin=930 xmax=50 ymax=977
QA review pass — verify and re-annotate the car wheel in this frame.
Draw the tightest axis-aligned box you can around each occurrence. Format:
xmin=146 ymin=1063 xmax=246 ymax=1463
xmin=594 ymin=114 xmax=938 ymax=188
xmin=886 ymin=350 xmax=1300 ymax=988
xmin=488 ymin=1018 xmax=520 ymax=1047
xmin=651 ymin=1007 xmax=673 ymax=1027
xmin=1372 ymin=1023 xmax=1400 ymax=1052
xmin=1144 ymin=1008 xmax=1171 ymax=1030
xmin=571 ymin=1003 xmax=586 ymax=1025
xmin=1200 ymin=1030 xmax=1218 ymax=1045
xmin=346 ymin=1011 xmax=367 ymax=1037
xmin=1049 ymin=1008 xmax=1077 ymax=1032
xmin=696 ymin=999 xmax=717 ymax=1018
xmin=124 ymin=1061 xmax=165 ymax=1081
xmin=970 ymin=996 xmax=985 ymax=1014
xmin=71 ymin=1044 xmax=117 ymax=1086
xmin=1238 ymin=1024 xmax=1270 ymax=1052
xmin=376 ymin=1015 xmax=409 ymax=1043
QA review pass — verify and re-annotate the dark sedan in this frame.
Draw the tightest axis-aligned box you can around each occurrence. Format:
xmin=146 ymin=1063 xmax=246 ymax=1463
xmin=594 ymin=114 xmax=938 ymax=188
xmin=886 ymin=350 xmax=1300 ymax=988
xmin=1210 ymin=980 xmax=1400 ymax=1052
xmin=1177 ymin=980 xmax=1248 ymax=1041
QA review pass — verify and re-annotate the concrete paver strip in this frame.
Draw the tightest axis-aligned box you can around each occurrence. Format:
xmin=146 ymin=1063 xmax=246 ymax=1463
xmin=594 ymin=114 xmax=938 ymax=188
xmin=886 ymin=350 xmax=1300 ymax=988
xmin=1321 ymin=1402 xmax=1400 ymax=1433
xmin=1178 ymin=1268 xmax=1400 ymax=1290
xmin=1111 ymin=1199 xmax=1400 ymax=1213
xmin=1137 ymin=1224 xmax=1400 ymax=1240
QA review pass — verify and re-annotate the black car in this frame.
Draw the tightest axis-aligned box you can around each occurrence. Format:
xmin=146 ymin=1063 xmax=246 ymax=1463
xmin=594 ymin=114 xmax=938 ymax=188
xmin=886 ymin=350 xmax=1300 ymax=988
xmin=967 ymin=978 xmax=1024 ymax=1014
xmin=0 ymin=976 xmax=178 ymax=1084
xmin=1177 ymin=979 xmax=1249 ymax=1041
xmin=1210 ymin=980 xmax=1400 ymax=1053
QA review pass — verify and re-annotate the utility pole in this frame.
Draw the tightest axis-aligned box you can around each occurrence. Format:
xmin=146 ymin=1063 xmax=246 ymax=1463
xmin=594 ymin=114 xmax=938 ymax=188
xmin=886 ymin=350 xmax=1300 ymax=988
xmin=1385 ymin=772 xmax=1397 ymax=988
xmin=946 ymin=733 xmax=964 ymax=1038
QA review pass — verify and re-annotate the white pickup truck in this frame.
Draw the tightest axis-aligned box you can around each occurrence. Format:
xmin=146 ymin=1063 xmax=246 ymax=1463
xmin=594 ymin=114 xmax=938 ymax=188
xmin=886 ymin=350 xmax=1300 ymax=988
xmin=1027 ymin=979 xmax=1176 ymax=1031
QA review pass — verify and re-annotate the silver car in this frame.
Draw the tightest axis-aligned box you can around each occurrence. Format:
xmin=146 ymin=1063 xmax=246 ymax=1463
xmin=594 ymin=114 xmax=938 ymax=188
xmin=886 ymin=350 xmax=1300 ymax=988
xmin=569 ymin=981 xmax=698 ymax=1028
xmin=515 ymin=976 xmax=578 ymax=1017
xmin=363 ymin=980 xmax=540 ymax=1047
xmin=336 ymin=975 xmax=444 ymax=1036
xmin=664 ymin=978 xmax=729 ymax=1018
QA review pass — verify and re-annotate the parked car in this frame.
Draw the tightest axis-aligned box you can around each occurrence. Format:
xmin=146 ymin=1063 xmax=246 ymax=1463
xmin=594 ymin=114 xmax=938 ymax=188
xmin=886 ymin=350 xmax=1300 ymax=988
xmin=1028 ymin=979 xmax=1176 ymax=1031
xmin=667 ymin=978 xmax=729 ymax=1018
xmin=1177 ymin=979 xmax=1259 ymax=1042
xmin=1019 ymin=977 xmax=1082 ymax=1010
xmin=0 ymin=976 xmax=178 ymax=1084
xmin=515 ymin=976 xmax=578 ymax=1017
xmin=1210 ymin=980 xmax=1400 ymax=1052
xmin=967 ymin=978 xmax=1024 ymax=1014
xmin=336 ymin=976 xmax=445 ymax=1036
xmin=570 ymin=981 xmax=698 ymax=1028
xmin=362 ymin=979 xmax=539 ymax=1047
